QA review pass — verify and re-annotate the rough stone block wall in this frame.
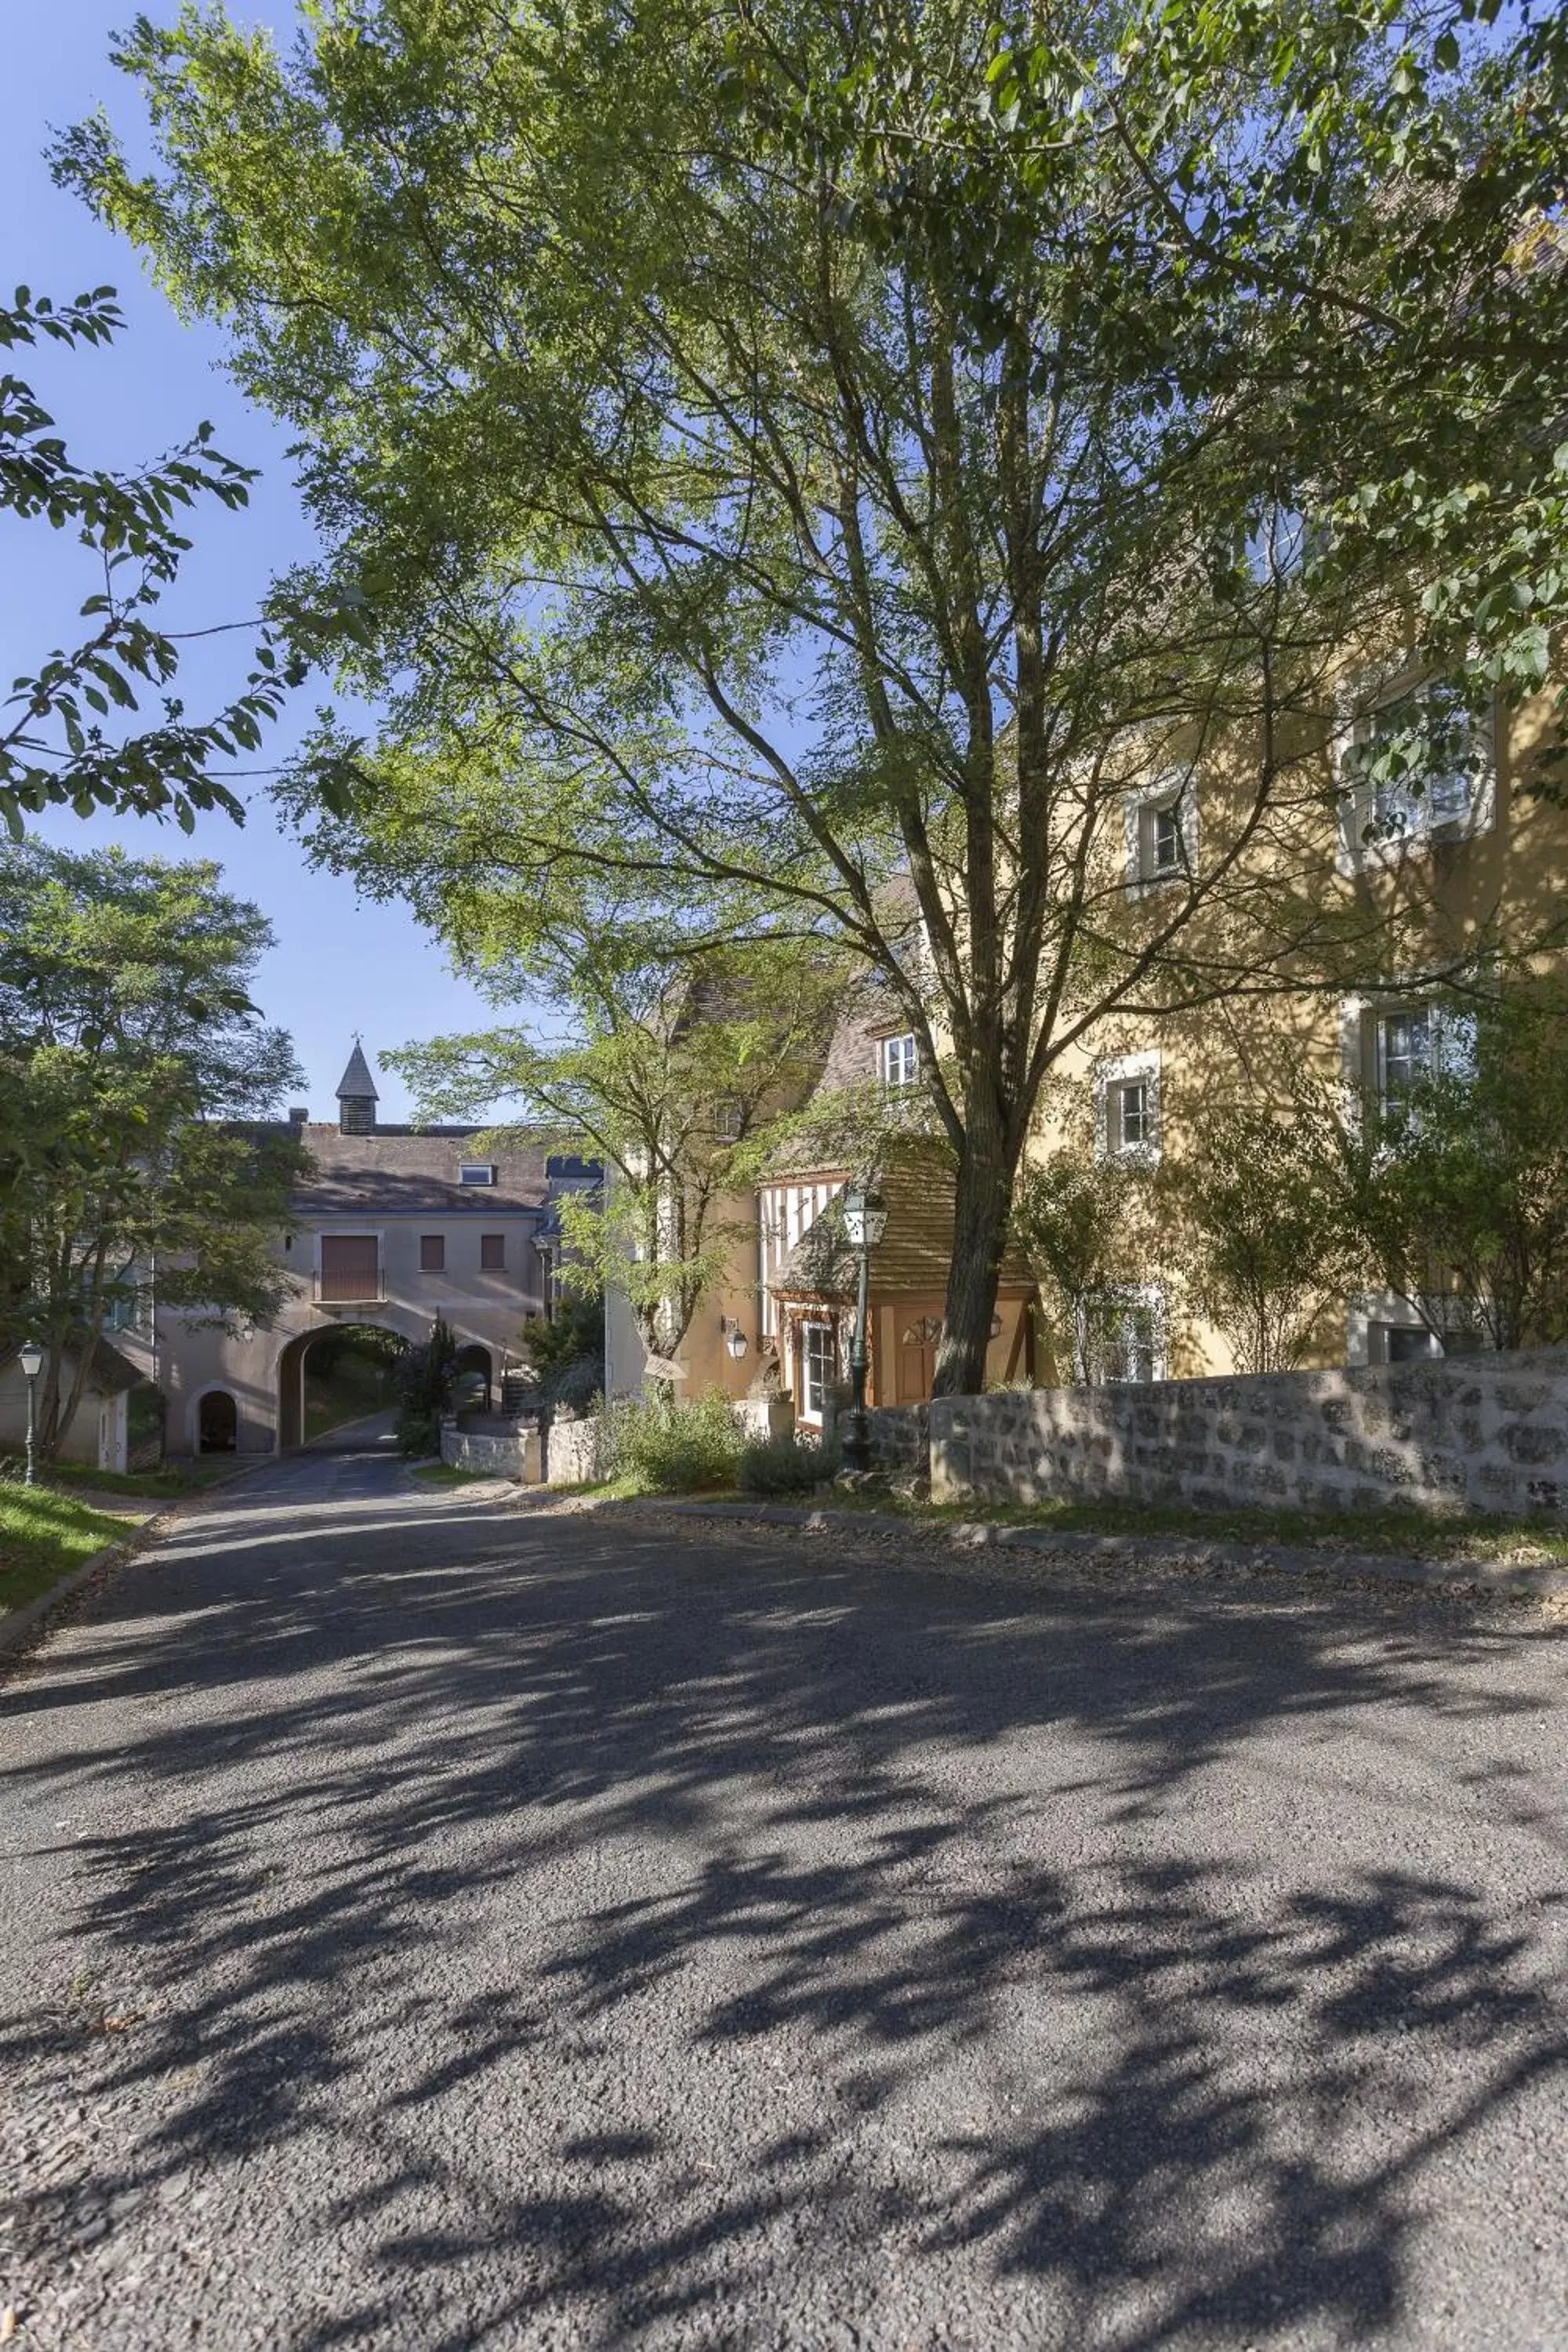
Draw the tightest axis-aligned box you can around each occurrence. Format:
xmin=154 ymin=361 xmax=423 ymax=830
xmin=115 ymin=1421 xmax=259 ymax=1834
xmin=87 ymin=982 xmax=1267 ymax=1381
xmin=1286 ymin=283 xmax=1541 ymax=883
xmin=545 ymin=1414 xmax=603 ymax=1487
xmin=922 ymin=1348 xmax=1568 ymax=1521
xmin=865 ymin=1403 xmax=929 ymax=1472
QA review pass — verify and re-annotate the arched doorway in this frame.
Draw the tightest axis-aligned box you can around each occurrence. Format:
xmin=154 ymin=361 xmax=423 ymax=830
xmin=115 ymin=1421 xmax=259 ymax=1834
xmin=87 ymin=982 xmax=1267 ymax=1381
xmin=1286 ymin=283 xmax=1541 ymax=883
xmin=452 ymin=1341 xmax=493 ymax=1415
xmin=277 ymin=1323 xmax=411 ymax=1450
xmin=198 ymin=1389 xmax=238 ymax=1454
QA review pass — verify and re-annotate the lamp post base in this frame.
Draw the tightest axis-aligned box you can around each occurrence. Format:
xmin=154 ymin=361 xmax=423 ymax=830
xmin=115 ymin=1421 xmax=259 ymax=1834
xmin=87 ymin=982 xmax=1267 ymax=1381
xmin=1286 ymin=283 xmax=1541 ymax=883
xmin=840 ymin=1406 xmax=870 ymax=1475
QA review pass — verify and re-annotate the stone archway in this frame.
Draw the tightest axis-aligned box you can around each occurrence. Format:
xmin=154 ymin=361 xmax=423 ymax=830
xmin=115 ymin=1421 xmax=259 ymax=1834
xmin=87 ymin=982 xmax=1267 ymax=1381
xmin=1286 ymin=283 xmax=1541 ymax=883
xmin=276 ymin=1320 xmax=412 ymax=1450
xmin=452 ymin=1341 xmax=493 ymax=1414
xmin=197 ymin=1388 xmax=238 ymax=1454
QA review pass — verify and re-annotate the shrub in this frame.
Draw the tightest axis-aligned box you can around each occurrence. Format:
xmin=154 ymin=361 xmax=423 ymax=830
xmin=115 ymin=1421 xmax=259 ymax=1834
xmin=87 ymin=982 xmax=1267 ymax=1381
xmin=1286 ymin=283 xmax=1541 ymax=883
xmin=604 ymin=1388 xmax=742 ymax=1493
xmin=736 ymin=1432 xmax=840 ymax=1497
xmin=396 ymin=1409 xmax=441 ymax=1459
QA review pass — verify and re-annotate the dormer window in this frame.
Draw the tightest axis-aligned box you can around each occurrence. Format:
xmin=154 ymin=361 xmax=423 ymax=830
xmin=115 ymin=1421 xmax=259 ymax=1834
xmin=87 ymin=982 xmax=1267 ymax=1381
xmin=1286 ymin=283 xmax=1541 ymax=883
xmin=881 ymin=1033 xmax=918 ymax=1088
xmin=459 ymin=1163 xmax=497 ymax=1187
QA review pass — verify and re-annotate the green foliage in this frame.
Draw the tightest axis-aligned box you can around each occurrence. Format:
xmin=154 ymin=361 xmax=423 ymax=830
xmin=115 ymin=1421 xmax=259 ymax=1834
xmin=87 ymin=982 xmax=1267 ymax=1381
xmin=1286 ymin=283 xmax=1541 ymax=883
xmin=604 ymin=1388 xmax=742 ymax=1494
xmin=396 ymin=1313 xmax=459 ymax=1452
xmin=0 ymin=285 xmax=345 ymax=840
xmin=1169 ymin=1100 xmax=1363 ymax=1374
xmin=1011 ymin=1149 xmax=1156 ymax=1385
xmin=736 ymin=1430 xmax=839 ymax=1497
xmin=0 ymin=840 xmax=304 ymax=1457
xmin=59 ymin=0 xmax=1568 ymax=1391
xmin=520 ymin=1291 xmax=604 ymax=1414
xmin=1347 ymin=986 xmax=1568 ymax=1351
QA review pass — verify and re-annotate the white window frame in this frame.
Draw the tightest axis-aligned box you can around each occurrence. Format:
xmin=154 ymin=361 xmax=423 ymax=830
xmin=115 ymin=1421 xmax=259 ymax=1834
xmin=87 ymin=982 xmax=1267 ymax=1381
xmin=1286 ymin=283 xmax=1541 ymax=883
xmin=1123 ymin=773 xmax=1200 ymax=896
xmin=1333 ymin=664 xmax=1495 ymax=876
xmin=459 ymin=1163 xmax=497 ymax=1187
xmin=800 ymin=1320 xmax=835 ymax=1423
xmin=713 ymin=1098 xmax=745 ymax=1142
xmin=880 ymin=1032 xmax=919 ymax=1089
xmin=1094 ymin=1050 xmax=1163 ymax=1166
xmin=1081 ymin=1283 xmax=1169 ymax=1385
xmin=1341 ymin=991 xmax=1479 ymax=1116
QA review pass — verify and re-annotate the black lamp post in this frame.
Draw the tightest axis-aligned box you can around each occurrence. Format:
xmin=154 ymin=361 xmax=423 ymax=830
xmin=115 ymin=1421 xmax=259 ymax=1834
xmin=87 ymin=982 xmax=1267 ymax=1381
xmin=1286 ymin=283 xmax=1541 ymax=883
xmin=838 ymin=1181 xmax=888 ymax=1473
xmin=19 ymin=1339 xmax=43 ymax=1487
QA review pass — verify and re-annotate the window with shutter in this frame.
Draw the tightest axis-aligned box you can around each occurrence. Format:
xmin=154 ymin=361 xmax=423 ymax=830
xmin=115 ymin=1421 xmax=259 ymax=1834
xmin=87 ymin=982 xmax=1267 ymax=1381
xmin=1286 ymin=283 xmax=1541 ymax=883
xmin=319 ymin=1235 xmax=379 ymax=1301
xmin=420 ymin=1234 xmax=445 ymax=1272
xmin=481 ymin=1232 xmax=506 ymax=1270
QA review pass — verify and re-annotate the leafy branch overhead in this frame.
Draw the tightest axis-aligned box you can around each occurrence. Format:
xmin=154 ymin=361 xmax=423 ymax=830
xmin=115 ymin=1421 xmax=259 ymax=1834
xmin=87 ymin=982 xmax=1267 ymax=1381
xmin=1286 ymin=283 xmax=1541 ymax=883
xmin=0 ymin=285 xmax=364 ymax=841
xmin=59 ymin=0 xmax=1568 ymax=1392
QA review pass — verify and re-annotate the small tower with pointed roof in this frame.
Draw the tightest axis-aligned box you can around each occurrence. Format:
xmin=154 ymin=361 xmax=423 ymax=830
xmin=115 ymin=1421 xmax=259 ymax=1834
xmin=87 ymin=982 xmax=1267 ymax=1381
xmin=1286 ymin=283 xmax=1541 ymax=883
xmin=336 ymin=1040 xmax=379 ymax=1136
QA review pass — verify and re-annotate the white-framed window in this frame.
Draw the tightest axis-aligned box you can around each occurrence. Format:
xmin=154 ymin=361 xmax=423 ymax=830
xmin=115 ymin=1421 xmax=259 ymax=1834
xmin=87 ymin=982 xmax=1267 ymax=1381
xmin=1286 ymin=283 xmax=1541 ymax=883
xmin=1094 ymin=1050 xmax=1162 ymax=1164
xmin=1082 ymin=1283 xmax=1167 ymax=1384
xmin=714 ymin=1098 xmax=745 ymax=1142
xmin=459 ymin=1163 xmax=497 ymax=1186
xmin=800 ymin=1321 xmax=835 ymax=1421
xmin=1335 ymin=670 xmax=1494 ymax=872
xmin=1123 ymin=775 xmax=1200 ymax=895
xmin=880 ymin=1033 xmax=919 ymax=1088
xmin=1376 ymin=1007 xmax=1431 ymax=1099
xmin=1341 ymin=993 xmax=1478 ymax=1112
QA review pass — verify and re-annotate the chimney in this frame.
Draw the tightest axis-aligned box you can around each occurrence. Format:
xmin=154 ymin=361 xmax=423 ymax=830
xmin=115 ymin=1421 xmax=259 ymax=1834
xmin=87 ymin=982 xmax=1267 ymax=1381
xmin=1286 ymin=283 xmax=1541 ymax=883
xmin=335 ymin=1041 xmax=380 ymax=1136
xmin=288 ymin=1106 xmax=308 ymax=1127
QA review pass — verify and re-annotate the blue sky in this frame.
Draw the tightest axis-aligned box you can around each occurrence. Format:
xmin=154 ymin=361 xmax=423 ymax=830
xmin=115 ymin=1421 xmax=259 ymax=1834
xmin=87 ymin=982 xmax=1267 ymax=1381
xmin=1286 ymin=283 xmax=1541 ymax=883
xmin=2 ymin=2 xmax=506 ymax=1122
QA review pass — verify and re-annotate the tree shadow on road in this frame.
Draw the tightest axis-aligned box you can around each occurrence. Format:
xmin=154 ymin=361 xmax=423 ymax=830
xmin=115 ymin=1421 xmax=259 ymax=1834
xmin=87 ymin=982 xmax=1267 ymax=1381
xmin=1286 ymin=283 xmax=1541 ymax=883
xmin=2 ymin=1483 xmax=1566 ymax=2348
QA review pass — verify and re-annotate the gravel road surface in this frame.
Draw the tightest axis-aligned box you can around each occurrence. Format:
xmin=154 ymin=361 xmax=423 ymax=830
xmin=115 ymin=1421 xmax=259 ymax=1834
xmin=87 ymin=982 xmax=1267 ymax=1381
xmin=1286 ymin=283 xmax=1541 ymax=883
xmin=2 ymin=1441 xmax=1566 ymax=2351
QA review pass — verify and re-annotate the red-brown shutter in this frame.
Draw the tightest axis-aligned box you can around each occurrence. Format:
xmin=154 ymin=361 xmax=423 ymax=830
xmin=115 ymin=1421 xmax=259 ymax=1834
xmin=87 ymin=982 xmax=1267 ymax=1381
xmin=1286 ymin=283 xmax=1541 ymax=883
xmin=319 ymin=1235 xmax=379 ymax=1301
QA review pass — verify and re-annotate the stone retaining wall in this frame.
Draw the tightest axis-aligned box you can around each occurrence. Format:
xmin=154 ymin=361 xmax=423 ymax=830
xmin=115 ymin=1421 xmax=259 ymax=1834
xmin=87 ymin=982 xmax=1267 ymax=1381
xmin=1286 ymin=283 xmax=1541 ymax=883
xmin=868 ymin=1348 xmax=1568 ymax=1521
xmin=864 ymin=1402 xmax=928 ymax=1472
xmin=440 ymin=1418 xmax=542 ymax=1479
xmin=545 ymin=1415 xmax=603 ymax=1486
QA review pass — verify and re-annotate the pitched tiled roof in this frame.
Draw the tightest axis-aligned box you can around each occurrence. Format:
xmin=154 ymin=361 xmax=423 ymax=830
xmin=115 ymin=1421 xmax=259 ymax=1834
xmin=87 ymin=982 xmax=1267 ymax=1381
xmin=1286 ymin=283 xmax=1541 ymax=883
xmin=285 ymin=1124 xmax=559 ymax=1218
xmin=771 ymin=1141 xmax=1035 ymax=1303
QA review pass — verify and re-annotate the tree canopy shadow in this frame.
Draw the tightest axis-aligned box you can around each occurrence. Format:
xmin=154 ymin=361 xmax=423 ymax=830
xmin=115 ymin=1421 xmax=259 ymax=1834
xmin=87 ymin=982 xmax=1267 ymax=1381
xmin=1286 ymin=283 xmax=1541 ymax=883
xmin=2 ymin=1461 xmax=1566 ymax=2348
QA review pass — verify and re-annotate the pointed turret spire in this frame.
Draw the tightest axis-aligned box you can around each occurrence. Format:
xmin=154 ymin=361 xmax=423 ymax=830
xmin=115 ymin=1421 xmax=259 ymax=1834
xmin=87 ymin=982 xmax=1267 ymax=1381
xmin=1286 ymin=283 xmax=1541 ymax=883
xmin=336 ymin=1039 xmax=379 ymax=1134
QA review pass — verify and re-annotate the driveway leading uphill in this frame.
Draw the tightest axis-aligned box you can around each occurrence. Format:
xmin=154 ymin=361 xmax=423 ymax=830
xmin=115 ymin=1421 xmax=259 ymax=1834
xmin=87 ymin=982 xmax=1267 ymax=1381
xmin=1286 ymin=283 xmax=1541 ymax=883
xmin=2 ymin=1441 xmax=1566 ymax=2350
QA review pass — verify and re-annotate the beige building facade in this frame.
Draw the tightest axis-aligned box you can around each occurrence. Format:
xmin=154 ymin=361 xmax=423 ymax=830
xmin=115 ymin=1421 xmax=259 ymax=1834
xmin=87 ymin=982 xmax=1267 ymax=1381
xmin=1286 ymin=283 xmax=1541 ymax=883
xmin=611 ymin=671 xmax=1566 ymax=1415
xmin=118 ymin=1047 xmax=598 ymax=1459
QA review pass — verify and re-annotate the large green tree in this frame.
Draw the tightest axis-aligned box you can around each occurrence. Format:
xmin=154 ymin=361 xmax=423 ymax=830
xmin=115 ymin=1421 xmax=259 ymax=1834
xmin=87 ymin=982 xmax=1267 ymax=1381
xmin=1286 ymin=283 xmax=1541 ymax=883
xmin=0 ymin=841 xmax=305 ymax=1457
xmin=60 ymin=0 xmax=1568 ymax=1388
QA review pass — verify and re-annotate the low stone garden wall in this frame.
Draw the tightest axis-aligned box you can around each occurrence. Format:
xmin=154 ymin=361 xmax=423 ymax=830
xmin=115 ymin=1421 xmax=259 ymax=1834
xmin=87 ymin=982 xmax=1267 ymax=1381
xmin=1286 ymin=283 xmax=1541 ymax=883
xmin=544 ymin=1414 xmax=603 ymax=1486
xmin=440 ymin=1417 xmax=543 ymax=1479
xmin=867 ymin=1348 xmax=1568 ymax=1521
xmin=862 ymin=1402 xmax=929 ymax=1473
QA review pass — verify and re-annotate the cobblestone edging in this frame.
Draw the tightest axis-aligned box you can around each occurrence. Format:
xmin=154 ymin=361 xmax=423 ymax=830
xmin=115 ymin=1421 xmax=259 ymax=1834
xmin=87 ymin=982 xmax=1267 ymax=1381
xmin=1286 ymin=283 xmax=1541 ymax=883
xmin=592 ymin=1496 xmax=1568 ymax=1607
xmin=866 ymin=1347 xmax=1568 ymax=1523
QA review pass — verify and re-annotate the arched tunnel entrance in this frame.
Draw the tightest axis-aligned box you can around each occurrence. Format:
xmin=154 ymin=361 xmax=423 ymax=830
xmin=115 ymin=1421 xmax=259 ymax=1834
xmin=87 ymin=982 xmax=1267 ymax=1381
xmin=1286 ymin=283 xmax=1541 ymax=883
xmin=278 ymin=1323 xmax=410 ymax=1450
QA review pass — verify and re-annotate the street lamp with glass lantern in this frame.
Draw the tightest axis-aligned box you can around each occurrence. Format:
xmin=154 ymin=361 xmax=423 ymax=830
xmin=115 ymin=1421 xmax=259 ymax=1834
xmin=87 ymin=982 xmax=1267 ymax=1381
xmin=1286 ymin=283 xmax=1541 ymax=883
xmin=18 ymin=1341 xmax=43 ymax=1487
xmin=838 ymin=1181 xmax=888 ymax=1474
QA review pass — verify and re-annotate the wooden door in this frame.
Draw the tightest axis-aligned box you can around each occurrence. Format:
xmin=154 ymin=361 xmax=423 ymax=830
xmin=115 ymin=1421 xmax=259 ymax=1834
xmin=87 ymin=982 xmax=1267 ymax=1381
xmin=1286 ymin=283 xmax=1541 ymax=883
xmin=897 ymin=1314 xmax=942 ymax=1403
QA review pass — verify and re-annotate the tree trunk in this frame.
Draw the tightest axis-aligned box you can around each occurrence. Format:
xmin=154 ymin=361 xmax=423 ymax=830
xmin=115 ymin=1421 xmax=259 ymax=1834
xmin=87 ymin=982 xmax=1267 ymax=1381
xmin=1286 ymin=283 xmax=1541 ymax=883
xmin=935 ymin=1109 xmax=1014 ymax=1397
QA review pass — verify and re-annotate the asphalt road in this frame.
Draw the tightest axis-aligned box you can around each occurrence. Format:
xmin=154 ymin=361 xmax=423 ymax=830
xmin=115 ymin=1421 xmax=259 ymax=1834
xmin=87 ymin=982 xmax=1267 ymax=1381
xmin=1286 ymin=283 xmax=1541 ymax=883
xmin=2 ymin=1443 xmax=1566 ymax=2351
